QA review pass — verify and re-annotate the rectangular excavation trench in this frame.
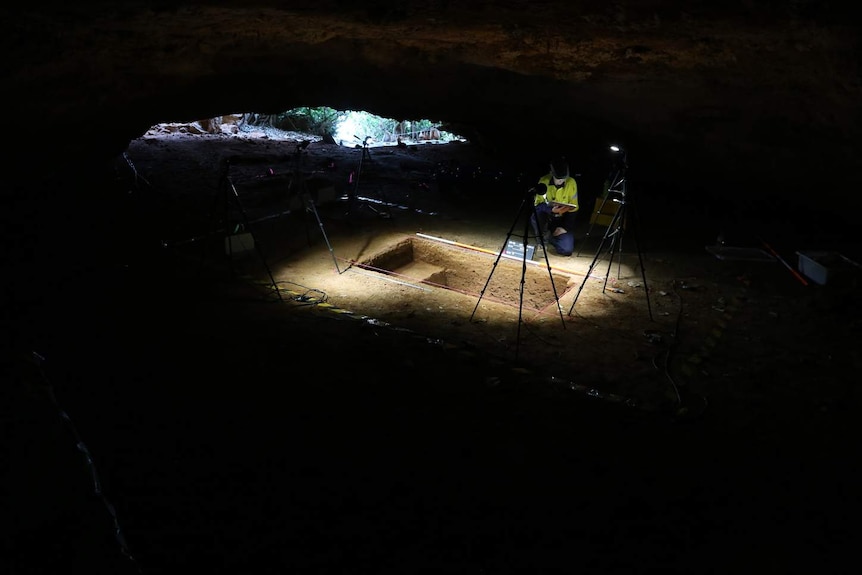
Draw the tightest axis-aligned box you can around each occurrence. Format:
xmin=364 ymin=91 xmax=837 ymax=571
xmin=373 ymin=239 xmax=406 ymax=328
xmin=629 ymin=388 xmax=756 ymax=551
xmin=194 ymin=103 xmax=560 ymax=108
xmin=356 ymin=236 xmax=572 ymax=312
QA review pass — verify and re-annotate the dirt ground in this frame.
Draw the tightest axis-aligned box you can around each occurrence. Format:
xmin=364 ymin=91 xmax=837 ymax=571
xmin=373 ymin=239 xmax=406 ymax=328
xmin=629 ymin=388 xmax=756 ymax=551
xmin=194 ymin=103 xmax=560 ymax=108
xmin=5 ymin=123 xmax=862 ymax=572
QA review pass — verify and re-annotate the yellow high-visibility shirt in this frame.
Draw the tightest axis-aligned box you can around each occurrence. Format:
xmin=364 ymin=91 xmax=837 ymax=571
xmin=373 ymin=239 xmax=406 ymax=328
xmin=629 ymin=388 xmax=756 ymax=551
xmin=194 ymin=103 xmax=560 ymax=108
xmin=534 ymin=175 xmax=579 ymax=210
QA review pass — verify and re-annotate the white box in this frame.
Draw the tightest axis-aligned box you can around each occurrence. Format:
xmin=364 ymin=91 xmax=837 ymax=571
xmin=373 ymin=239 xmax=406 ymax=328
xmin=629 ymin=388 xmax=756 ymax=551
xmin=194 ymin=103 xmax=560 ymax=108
xmin=796 ymin=250 xmax=843 ymax=285
xmin=225 ymin=232 xmax=255 ymax=255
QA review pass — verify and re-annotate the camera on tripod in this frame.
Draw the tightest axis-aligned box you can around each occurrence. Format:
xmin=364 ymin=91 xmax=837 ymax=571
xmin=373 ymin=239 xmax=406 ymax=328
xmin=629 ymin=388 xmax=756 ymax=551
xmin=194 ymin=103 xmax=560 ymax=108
xmin=527 ymin=182 xmax=547 ymax=197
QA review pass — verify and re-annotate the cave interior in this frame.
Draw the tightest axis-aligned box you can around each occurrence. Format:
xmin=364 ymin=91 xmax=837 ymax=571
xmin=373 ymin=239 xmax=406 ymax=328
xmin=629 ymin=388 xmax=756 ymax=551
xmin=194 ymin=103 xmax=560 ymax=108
xmin=4 ymin=2 xmax=862 ymax=572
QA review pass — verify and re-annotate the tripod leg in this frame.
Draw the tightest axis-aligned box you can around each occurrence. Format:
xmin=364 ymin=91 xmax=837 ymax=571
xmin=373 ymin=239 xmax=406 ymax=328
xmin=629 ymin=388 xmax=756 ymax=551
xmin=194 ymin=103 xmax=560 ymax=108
xmin=304 ymin=194 xmax=342 ymax=274
xmin=602 ymin=226 xmax=623 ymax=293
xmin=515 ymin=216 xmax=530 ymax=360
xmin=346 ymin=146 xmax=392 ymax=220
xmin=596 ymin=203 xmax=626 ymax=292
xmin=616 ymin=207 xmax=627 ymax=280
xmin=345 ymin=151 xmax=364 ymax=216
xmin=567 ymin=208 xmax=621 ymax=316
xmin=227 ymin=179 xmax=283 ymax=302
xmin=514 ymin=209 xmax=568 ymax=361
xmin=578 ymin=194 xmax=613 ymax=256
xmin=627 ymin=195 xmax=653 ymax=320
xmin=470 ymin=197 xmax=528 ymax=322
xmin=530 ymin=204 xmax=566 ymax=329
xmin=286 ymin=171 xmax=313 ymax=246
xmin=579 ymin=166 xmax=622 ymax=256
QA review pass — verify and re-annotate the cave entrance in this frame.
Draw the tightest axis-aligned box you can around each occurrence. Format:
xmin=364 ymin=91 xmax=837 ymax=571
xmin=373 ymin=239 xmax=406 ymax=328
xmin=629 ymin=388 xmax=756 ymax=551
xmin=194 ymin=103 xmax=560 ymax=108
xmin=145 ymin=108 xmax=468 ymax=146
xmin=355 ymin=235 xmax=572 ymax=313
xmin=332 ymin=111 xmax=466 ymax=147
xmin=235 ymin=108 xmax=467 ymax=148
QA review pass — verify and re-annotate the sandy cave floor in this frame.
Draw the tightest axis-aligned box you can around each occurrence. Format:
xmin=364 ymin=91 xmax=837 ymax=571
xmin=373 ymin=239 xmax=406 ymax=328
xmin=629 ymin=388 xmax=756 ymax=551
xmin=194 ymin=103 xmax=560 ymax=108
xmin=6 ymin=124 xmax=862 ymax=572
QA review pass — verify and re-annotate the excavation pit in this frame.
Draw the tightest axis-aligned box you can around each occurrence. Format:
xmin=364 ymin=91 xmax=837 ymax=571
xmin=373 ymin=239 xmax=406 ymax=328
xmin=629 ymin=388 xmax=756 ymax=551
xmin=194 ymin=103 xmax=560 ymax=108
xmin=356 ymin=236 xmax=572 ymax=312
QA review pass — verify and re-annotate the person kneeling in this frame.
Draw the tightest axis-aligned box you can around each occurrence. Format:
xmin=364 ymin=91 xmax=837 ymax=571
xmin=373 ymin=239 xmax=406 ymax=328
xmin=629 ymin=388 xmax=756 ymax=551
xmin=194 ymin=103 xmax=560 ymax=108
xmin=530 ymin=156 xmax=579 ymax=256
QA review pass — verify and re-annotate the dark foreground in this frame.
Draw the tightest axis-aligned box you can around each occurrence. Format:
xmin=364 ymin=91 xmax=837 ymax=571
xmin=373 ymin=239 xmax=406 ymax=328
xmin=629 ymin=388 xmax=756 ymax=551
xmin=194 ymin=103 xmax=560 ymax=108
xmin=4 ymin=244 xmax=860 ymax=575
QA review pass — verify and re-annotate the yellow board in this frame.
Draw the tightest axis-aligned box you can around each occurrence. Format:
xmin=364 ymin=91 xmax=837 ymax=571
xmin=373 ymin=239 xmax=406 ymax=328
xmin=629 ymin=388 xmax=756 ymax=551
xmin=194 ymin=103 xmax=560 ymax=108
xmin=589 ymin=197 xmax=622 ymax=227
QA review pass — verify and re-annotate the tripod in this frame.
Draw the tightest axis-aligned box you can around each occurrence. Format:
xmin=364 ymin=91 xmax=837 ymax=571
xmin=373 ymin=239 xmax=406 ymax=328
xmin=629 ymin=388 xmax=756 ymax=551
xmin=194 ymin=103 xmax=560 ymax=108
xmin=470 ymin=188 xmax=567 ymax=361
xmin=345 ymin=135 xmax=391 ymax=219
xmin=210 ymin=158 xmax=283 ymax=301
xmin=286 ymin=141 xmax=342 ymax=274
xmin=577 ymin=157 xmax=626 ymax=256
xmin=567 ymin=147 xmax=652 ymax=320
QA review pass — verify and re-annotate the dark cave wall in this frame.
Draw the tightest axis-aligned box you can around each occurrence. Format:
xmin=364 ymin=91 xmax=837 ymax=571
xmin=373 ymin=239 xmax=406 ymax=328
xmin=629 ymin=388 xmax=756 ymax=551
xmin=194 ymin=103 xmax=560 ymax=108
xmin=4 ymin=2 xmax=862 ymax=223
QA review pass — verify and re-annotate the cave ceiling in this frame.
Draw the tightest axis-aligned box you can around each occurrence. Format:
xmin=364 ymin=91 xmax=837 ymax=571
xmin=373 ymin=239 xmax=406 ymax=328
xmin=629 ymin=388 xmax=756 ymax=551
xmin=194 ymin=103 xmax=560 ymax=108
xmin=5 ymin=1 xmax=862 ymax=210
